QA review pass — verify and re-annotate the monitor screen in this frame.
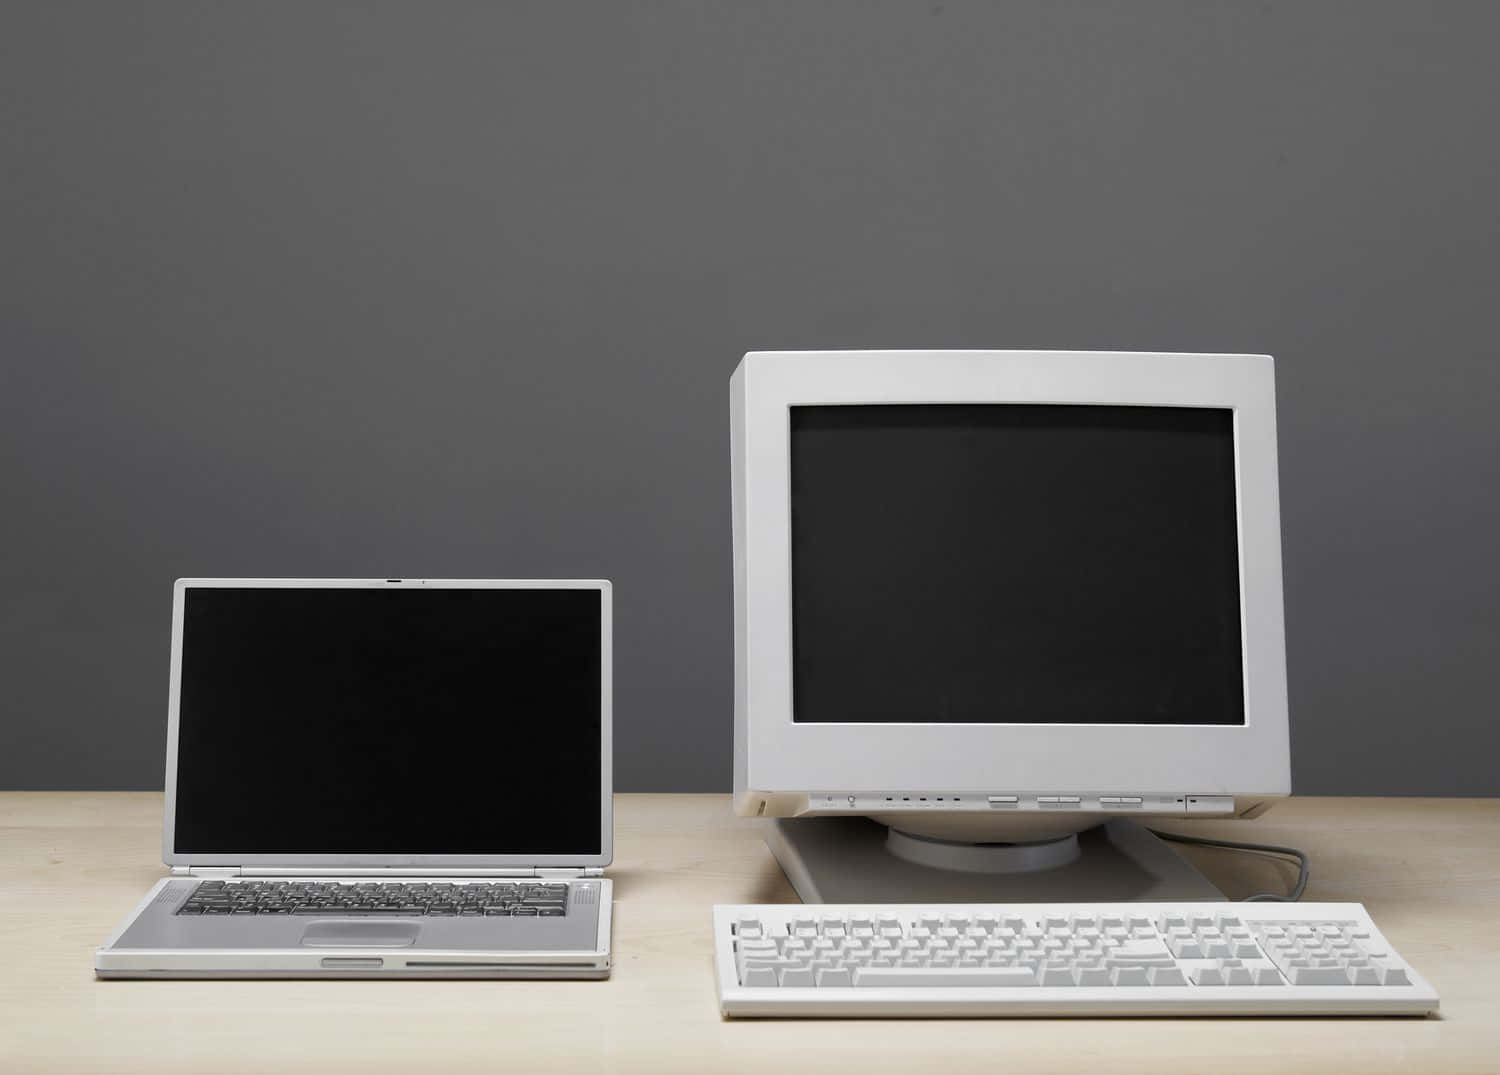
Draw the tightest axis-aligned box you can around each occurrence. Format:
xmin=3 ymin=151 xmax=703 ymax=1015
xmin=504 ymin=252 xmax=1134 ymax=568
xmin=172 ymin=586 xmax=603 ymax=855
xmin=790 ymin=404 xmax=1244 ymax=725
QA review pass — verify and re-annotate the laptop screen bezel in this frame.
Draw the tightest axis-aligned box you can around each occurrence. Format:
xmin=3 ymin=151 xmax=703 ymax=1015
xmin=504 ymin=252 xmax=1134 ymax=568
xmin=162 ymin=578 xmax=613 ymax=871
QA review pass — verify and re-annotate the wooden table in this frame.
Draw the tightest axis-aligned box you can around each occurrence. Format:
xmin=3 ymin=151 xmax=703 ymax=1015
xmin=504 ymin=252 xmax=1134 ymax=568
xmin=1 ymin=793 xmax=1496 ymax=1073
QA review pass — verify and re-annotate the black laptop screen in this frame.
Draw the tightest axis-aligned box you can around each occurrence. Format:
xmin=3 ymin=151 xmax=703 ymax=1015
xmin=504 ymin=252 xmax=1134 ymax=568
xmin=172 ymin=586 xmax=603 ymax=856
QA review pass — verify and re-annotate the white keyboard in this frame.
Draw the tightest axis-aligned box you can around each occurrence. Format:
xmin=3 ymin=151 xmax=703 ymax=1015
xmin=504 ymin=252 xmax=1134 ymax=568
xmin=713 ymin=902 xmax=1438 ymax=1017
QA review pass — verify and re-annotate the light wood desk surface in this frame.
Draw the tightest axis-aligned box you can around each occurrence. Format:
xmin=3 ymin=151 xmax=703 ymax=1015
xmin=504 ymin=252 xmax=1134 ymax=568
xmin=1 ymin=793 xmax=1496 ymax=1073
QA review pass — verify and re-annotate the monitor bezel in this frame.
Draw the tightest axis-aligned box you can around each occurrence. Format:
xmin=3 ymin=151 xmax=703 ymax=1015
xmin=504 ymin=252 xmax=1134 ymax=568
xmin=163 ymin=577 xmax=613 ymax=870
xmin=731 ymin=351 xmax=1290 ymax=801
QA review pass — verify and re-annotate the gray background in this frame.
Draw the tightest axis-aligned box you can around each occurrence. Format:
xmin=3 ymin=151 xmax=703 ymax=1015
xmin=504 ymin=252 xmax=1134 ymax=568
xmin=3 ymin=2 xmax=1496 ymax=794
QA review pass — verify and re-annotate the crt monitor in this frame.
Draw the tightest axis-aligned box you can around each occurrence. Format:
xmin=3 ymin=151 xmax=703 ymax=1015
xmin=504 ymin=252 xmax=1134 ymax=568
xmin=730 ymin=351 xmax=1290 ymax=858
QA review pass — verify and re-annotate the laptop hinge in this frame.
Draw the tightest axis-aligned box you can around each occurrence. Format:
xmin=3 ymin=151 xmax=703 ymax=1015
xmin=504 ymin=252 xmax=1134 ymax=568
xmin=242 ymin=867 xmax=543 ymax=878
xmin=171 ymin=866 xmax=602 ymax=878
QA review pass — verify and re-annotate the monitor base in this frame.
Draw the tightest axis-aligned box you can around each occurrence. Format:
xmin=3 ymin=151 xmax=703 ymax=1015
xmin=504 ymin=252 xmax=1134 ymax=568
xmin=765 ymin=816 xmax=1226 ymax=904
xmin=885 ymin=828 xmax=1082 ymax=873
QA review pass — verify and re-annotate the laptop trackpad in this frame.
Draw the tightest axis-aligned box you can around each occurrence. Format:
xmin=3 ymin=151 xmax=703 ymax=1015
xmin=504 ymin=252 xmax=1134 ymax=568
xmin=299 ymin=921 xmax=421 ymax=947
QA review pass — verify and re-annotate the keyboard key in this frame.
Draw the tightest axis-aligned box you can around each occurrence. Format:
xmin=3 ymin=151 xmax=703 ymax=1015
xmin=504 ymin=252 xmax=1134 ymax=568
xmin=741 ymin=966 xmax=778 ymax=987
xmin=1286 ymin=966 xmax=1351 ymax=985
xmin=853 ymin=967 xmax=1038 ymax=987
xmin=1105 ymin=956 xmax=1175 ymax=970
xmin=1112 ymin=939 xmax=1170 ymax=957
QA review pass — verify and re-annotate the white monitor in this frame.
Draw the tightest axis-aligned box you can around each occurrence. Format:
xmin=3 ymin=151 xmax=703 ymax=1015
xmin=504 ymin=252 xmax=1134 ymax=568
xmin=731 ymin=350 xmax=1290 ymax=851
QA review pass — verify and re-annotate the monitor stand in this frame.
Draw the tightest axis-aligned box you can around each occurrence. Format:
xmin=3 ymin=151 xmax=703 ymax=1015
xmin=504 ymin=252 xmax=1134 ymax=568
xmin=764 ymin=817 xmax=1226 ymax=904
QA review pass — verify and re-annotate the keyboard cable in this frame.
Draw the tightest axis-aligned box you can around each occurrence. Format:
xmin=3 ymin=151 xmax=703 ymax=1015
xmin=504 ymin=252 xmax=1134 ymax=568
xmin=1146 ymin=829 xmax=1310 ymax=902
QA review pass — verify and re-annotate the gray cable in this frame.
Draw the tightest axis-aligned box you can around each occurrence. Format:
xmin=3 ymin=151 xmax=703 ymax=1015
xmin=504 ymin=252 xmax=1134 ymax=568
xmin=1146 ymin=829 xmax=1309 ymax=902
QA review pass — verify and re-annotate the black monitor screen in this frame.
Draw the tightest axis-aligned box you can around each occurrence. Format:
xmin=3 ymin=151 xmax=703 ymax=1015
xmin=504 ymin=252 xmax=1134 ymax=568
xmin=790 ymin=404 xmax=1244 ymax=725
xmin=173 ymin=586 xmax=603 ymax=855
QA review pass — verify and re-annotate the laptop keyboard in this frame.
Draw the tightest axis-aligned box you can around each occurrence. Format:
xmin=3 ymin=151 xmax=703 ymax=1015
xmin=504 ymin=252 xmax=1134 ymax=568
xmin=176 ymin=880 xmax=570 ymax=916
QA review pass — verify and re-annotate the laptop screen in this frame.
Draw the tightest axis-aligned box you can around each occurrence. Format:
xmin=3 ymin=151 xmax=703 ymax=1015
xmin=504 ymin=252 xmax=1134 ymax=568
xmin=171 ymin=585 xmax=604 ymax=857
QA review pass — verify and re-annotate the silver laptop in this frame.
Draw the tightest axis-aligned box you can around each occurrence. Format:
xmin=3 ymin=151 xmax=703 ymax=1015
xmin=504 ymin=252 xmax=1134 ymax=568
xmin=96 ymin=578 xmax=613 ymax=979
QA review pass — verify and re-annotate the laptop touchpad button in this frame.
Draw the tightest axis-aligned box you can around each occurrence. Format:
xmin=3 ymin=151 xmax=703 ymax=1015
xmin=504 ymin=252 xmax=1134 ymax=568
xmin=299 ymin=921 xmax=421 ymax=947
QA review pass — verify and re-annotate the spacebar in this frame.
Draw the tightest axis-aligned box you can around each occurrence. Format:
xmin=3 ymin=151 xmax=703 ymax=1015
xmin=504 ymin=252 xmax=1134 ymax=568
xmin=852 ymin=967 xmax=1038 ymax=987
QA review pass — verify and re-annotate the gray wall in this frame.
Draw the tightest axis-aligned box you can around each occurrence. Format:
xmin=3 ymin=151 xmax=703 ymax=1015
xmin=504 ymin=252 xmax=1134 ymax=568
xmin=3 ymin=2 xmax=1497 ymax=794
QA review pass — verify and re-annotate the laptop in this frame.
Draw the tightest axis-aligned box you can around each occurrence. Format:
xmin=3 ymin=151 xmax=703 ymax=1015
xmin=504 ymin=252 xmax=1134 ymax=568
xmin=96 ymin=578 xmax=613 ymax=979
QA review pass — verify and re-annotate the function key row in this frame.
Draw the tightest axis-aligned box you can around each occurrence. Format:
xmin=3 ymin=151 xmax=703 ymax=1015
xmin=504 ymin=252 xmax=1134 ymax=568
xmin=735 ymin=913 xmax=1163 ymax=939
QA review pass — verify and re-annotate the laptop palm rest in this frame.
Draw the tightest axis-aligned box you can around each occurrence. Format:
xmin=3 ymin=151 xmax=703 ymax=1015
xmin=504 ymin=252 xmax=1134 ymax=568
xmin=299 ymin=921 xmax=421 ymax=947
